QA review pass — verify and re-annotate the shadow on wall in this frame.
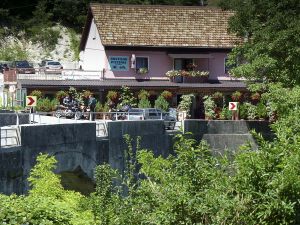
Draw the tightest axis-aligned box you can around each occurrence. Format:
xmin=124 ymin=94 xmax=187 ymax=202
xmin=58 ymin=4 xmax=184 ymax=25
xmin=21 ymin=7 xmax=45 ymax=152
xmin=60 ymin=166 xmax=95 ymax=195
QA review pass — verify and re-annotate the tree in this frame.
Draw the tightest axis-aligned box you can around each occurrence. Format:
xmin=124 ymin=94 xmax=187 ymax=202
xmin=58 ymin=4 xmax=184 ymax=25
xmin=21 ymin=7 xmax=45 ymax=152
xmin=221 ymin=0 xmax=300 ymax=86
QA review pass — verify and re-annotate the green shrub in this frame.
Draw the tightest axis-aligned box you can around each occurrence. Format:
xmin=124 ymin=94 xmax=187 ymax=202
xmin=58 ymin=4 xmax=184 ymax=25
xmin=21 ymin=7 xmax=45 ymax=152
xmin=177 ymin=94 xmax=194 ymax=116
xmin=29 ymin=90 xmax=43 ymax=99
xmin=0 ymin=45 xmax=28 ymax=61
xmin=55 ymin=90 xmax=67 ymax=103
xmin=138 ymin=98 xmax=151 ymax=108
xmin=154 ymin=95 xmax=169 ymax=111
xmin=160 ymin=90 xmax=173 ymax=100
xmin=137 ymin=89 xmax=150 ymax=100
xmin=36 ymin=98 xmax=57 ymax=112
xmin=220 ymin=107 xmax=232 ymax=120
xmin=203 ymin=95 xmax=216 ymax=119
xmin=69 ymin=28 xmax=80 ymax=61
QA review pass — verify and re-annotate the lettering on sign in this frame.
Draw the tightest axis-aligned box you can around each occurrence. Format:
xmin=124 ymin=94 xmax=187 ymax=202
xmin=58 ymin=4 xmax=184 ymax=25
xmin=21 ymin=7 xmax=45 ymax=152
xmin=109 ymin=56 xmax=129 ymax=71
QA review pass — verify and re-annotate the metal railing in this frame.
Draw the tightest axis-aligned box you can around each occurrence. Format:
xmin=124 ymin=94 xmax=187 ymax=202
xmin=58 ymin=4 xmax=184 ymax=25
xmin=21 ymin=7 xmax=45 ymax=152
xmin=1 ymin=126 xmax=21 ymax=147
xmin=3 ymin=69 xmax=104 ymax=82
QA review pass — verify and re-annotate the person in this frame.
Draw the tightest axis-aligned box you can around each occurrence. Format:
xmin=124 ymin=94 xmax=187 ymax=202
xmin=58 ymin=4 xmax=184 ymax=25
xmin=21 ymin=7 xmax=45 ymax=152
xmin=63 ymin=94 xmax=73 ymax=107
xmin=88 ymin=94 xmax=96 ymax=121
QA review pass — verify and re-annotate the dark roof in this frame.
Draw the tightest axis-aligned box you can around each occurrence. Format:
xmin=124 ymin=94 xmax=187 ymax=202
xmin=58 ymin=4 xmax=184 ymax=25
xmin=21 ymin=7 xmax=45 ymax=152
xmin=83 ymin=4 xmax=240 ymax=48
xmin=19 ymin=79 xmax=246 ymax=90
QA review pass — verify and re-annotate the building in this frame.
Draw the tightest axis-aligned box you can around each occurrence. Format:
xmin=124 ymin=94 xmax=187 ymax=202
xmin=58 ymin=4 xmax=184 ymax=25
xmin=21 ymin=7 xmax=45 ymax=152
xmin=18 ymin=4 xmax=246 ymax=118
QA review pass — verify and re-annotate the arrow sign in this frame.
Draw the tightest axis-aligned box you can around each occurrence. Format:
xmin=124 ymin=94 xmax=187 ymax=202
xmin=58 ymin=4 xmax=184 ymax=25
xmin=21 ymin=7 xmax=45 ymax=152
xmin=26 ymin=96 xmax=37 ymax=107
xmin=229 ymin=102 xmax=238 ymax=111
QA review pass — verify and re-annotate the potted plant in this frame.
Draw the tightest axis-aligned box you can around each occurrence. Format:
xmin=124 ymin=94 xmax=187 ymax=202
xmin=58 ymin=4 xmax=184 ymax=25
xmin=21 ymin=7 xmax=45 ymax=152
xmin=231 ymin=91 xmax=242 ymax=101
xmin=250 ymin=92 xmax=261 ymax=104
xmin=137 ymin=67 xmax=148 ymax=74
xmin=212 ymin=91 xmax=224 ymax=107
xmin=203 ymin=95 xmax=216 ymax=120
xmin=177 ymin=94 xmax=194 ymax=119
xmin=161 ymin=90 xmax=173 ymax=101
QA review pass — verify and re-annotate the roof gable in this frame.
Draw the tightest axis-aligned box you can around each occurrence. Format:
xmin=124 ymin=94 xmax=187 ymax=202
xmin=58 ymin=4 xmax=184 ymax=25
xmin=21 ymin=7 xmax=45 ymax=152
xmin=89 ymin=4 xmax=240 ymax=48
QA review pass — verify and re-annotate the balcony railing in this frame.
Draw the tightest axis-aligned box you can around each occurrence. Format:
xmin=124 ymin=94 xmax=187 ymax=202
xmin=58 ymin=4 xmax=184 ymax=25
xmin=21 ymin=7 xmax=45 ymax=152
xmin=3 ymin=69 xmax=104 ymax=83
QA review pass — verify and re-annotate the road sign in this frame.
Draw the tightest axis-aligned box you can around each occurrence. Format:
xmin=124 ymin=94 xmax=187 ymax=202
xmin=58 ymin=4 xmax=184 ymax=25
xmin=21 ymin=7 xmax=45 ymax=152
xmin=229 ymin=102 xmax=238 ymax=111
xmin=26 ymin=96 xmax=37 ymax=107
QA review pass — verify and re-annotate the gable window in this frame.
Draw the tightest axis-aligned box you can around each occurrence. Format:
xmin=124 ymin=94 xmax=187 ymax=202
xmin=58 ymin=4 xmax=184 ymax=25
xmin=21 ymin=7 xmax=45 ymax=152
xmin=136 ymin=57 xmax=149 ymax=71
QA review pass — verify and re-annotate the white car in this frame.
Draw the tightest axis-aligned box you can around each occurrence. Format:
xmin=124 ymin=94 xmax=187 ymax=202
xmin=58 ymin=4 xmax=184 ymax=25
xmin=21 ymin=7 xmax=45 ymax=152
xmin=40 ymin=60 xmax=63 ymax=74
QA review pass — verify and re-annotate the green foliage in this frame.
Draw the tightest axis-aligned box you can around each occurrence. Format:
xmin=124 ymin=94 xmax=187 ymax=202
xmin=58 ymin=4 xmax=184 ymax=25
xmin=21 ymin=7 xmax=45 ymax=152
xmin=137 ymin=89 xmax=150 ymax=100
xmin=221 ymin=0 xmax=300 ymax=86
xmin=160 ymin=90 xmax=173 ymax=100
xmin=28 ymin=27 xmax=61 ymax=51
xmin=30 ymin=90 xmax=43 ymax=99
xmin=0 ymin=154 xmax=95 ymax=224
xmin=138 ymin=98 xmax=152 ymax=108
xmin=106 ymin=90 xmax=118 ymax=102
xmin=220 ymin=107 xmax=232 ymax=120
xmin=118 ymin=86 xmax=137 ymax=109
xmin=36 ymin=98 xmax=58 ymax=112
xmin=69 ymin=28 xmax=80 ymax=61
xmin=177 ymin=94 xmax=194 ymax=116
xmin=0 ymin=45 xmax=28 ymax=61
xmin=154 ymin=95 xmax=169 ymax=111
xmin=203 ymin=95 xmax=216 ymax=119
xmin=55 ymin=90 xmax=68 ymax=103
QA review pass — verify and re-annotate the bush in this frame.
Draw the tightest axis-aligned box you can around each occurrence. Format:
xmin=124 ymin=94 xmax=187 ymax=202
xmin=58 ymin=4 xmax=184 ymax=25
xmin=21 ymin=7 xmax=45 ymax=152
xmin=137 ymin=89 xmax=150 ymax=100
xmin=138 ymin=98 xmax=151 ymax=108
xmin=55 ymin=90 xmax=67 ymax=103
xmin=177 ymin=94 xmax=194 ymax=116
xmin=203 ymin=95 xmax=216 ymax=119
xmin=160 ymin=90 xmax=173 ymax=101
xmin=154 ymin=95 xmax=169 ymax=111
xmin=0 ymin=45 xmax=28 ymax=61
xmin=36 ymin=98 xmax=57 ymax=112
xmin=29 ymin=90 xmax=43 ymax=99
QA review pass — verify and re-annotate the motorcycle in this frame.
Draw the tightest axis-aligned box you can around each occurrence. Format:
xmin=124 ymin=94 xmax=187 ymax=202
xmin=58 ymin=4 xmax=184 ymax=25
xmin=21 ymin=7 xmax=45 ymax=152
xmin=55 ymin=103 xmax=84 ymax=120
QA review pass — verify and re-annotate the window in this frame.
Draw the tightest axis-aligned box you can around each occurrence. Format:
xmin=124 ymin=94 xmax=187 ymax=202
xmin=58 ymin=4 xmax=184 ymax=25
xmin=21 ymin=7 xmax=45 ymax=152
xmin=174 ymin=58 xmax=194 ymax=71
xmin=136 ymin=57 xmax=149 ymax=70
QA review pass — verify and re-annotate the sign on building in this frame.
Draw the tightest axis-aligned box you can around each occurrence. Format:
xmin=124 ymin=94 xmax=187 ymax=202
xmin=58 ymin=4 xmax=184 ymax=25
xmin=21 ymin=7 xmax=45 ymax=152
xmin=109 ymin=56 xmax=128 ymax=71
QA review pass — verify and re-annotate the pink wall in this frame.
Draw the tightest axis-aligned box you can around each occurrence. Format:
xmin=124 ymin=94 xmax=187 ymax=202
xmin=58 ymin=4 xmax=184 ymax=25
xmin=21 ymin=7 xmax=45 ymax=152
xmin=104 ymin=50 xmax=172 ymax=80
xmin=208 ymin=53 xmax=230 ymax=80
xmin=103 ymin=50 xmax=230 ymax=80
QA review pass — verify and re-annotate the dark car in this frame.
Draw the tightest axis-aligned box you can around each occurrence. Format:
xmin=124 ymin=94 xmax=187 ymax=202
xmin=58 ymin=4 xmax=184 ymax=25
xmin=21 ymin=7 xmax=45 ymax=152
xmin=11 ymin=60 xmax=35 ymax=74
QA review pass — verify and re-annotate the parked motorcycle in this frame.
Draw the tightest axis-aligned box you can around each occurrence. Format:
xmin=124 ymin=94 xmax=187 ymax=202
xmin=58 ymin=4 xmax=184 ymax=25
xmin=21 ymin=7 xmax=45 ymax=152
xmin=55 ymin=103 xmax=83 ymax=120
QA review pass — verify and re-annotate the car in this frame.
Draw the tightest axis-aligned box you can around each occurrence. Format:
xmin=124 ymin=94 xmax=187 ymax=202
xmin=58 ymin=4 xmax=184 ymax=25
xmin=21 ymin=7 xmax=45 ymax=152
xmin=126 ymin=108 xmax=176 ymax=130
xmin=39 ymin=60 xmax=63 ymax=74
xmin=10 ymin=60 xmax=36 ymax=74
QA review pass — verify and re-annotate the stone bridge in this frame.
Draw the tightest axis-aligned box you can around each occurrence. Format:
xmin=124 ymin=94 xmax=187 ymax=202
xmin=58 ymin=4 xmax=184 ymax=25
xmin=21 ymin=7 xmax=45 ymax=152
xmin=0 ymin=113 xmax=273 ymax=195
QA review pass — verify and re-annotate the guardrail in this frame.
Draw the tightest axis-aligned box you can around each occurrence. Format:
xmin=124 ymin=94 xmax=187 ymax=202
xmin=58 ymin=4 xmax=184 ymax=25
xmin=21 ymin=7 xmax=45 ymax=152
xmin=1 ymin=126 xmax=21 ymax=147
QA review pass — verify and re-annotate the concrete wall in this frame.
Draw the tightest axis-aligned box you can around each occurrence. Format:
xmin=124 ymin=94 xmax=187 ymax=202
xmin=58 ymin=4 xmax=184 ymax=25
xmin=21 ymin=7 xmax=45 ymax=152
xmin=0 ymin=120 xmax=272 ymax=195
xmin=0 ymin=111 xmax=29 ymax=126
xmin=183 ymin=120 xmax=274 ymax=155
xmin=107 ymin=120 xmax=174 ymax=172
